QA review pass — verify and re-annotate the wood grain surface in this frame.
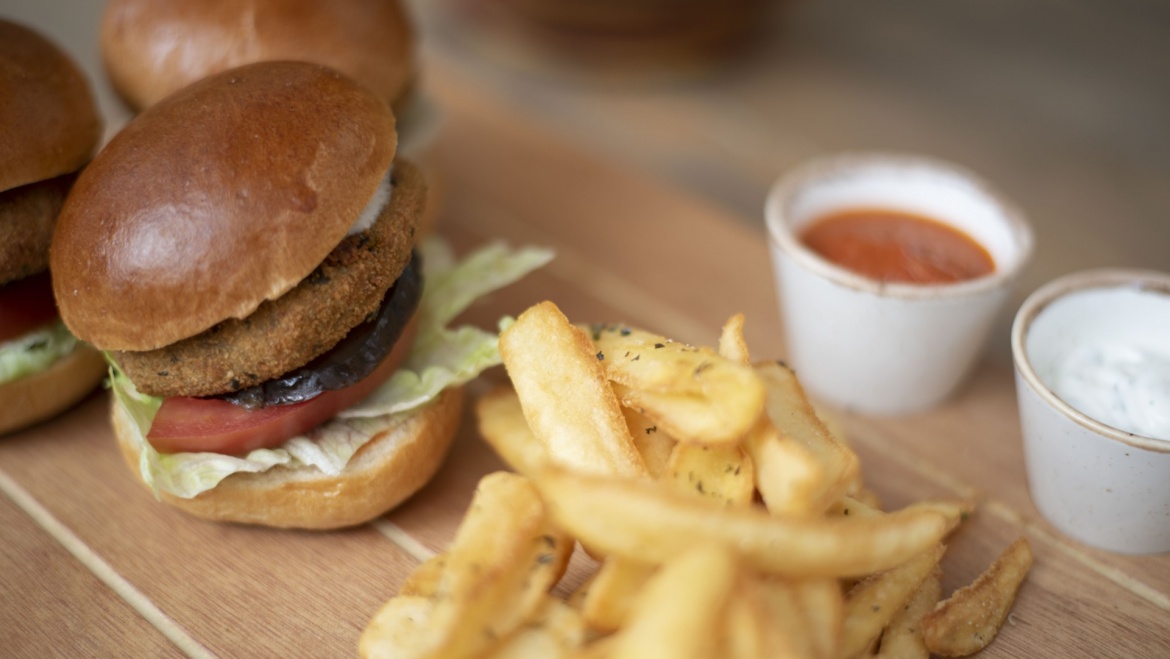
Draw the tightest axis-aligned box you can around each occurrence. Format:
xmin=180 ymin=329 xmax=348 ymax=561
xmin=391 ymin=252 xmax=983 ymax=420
xmin=3 ymin=1 xmax=1169 ymax=657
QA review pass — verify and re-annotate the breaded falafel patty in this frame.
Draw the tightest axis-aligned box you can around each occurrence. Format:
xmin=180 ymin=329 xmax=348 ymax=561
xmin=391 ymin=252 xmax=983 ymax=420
xmin=112 ymin=161 xmax=425 ymax=399
xmin=0 ymin=173 xmax=75 ymax=284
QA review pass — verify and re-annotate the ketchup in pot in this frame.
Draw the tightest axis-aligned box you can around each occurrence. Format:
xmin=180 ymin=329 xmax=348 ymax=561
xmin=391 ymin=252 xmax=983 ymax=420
xmin=800 ymin=209 xmax=995 ymax=284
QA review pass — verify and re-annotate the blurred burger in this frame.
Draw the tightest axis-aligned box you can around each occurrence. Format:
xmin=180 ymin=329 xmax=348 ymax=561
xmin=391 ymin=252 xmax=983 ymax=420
xmin=51 ymin=61 xmax=549 ymax=529
xmin=0 ymin=19 xmax=106 ymax=435
xmin=100 ymin=0 xmax=443 ymax=233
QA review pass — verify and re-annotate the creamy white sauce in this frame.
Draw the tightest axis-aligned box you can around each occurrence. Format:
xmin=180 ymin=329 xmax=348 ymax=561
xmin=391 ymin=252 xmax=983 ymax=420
xmin=347 ymin=165 xmax=394 ymax=236
xmin=1050 ymin=340 xmax=1170 ymax=440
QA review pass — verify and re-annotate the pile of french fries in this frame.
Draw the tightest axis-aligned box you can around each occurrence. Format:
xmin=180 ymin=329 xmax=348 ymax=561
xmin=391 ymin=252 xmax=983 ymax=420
xmin=361 ymin=301 xmax=1033 ymax=659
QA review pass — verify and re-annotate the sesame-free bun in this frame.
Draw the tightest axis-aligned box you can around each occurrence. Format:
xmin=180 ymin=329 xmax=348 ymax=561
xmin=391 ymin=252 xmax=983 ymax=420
xmin=0 ymin=345 xmax=107 ymax=436
xmin=51 ymin=61 xmax=398 ymax=352
xmin=0 ymin=19 xmax=101 ymax=193
xmin=112 ymin=386 xmax=464 ymax=529
xmin=101 ymin=0 xmax=416 ymax=111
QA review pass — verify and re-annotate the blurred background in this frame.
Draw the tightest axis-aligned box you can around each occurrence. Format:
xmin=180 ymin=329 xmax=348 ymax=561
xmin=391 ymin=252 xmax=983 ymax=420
xmin=410 ymin=0 xmax=1169 ymax=283
xmin=6 ymin=0 xmax=1168 ymax=347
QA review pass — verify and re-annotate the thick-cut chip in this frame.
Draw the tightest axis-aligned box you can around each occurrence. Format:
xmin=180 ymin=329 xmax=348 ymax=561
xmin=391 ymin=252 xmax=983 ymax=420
xmin=501 ymin=303 xmax=646 ymax=478
xmin=488 ymin=598 xmax=587 ymax=659
xmin=721 ymin=582 xmax=769 ymax=659
xmin=360 ymin=596 xmax=438 ymax=658
xmin=610 ymin=545 xmax=738 ymax=659
xmin=477 ymin=386 xmax=546 ymax=477
xmin=666 ymin=442 xmax=754 ymax=507
xmin=419 ymin=472 xmax=574 ymax=658
xmin=757 ymin=361 xmax=860 ymax=511
xmin=793 ymin=578 xmax=845 ymax=659
xmin=743 ymin=418 xmax=824 ymax=515
xmin=623 ymin=407 xmax=674 ymax=479
xmin=535 ymin=467 xmax=949 ymax=578
xmin=582 ymin=557 xmax=655 ymax=633
xmin=399 ymin=555 xmax=447 ymax=598
xmin=754 ymin=578 xmax=823 ymax=658
xmin=718 ymin=313 xmax=751 ymax=366
xmin=587 ymin=323 xmax=765 ymax=445
xmin=841 ymin=544 xmax=946 ymax=658
xmin=922 ymin=537 xmax=1033 ymax=657
xmin=877 ymin=571 xmax=941 ymax=659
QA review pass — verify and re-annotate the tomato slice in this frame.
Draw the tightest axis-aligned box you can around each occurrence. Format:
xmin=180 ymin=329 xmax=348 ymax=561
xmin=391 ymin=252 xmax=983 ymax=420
xmin=0 ymin=272 xmax=60 ymax=343
xmin=147 ymin=316 xmax=418 ymax=455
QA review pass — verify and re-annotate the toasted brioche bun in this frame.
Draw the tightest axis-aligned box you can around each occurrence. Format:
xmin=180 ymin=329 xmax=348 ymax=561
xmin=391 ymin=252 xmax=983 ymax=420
xmin=112 ymin=387 xmax=464 ymax=529
xmin=0 ymin=345 xmax=107 ymax=435
xmin=51 ymin=61 xmax=397 ymax=352
xmin=0 ymin=20 xmax=101 ymax=193
xmin=101 ymin=0 xmax=416 ymax=112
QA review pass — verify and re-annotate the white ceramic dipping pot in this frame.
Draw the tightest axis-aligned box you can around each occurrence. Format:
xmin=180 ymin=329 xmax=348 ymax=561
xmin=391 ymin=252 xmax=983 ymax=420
xmin=765 ymin=153 xmax=1034 ymax=414
xmin=1012 ymin=268 xmax=1170 ymax=554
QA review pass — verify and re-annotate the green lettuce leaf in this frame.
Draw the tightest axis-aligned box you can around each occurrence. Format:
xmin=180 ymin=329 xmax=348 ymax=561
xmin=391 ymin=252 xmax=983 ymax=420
xmin=110 ymin=238 xmax=552 ymax=499
xmin=0 ymin=322 xmax=80 ymax=385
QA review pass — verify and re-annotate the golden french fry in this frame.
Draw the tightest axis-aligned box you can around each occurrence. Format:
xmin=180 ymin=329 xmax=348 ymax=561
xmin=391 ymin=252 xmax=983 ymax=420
xmin=792 ymin=578 xmax=845 ymax=659
xmin=829 ymin=496 xmax=884 ymax=520
xmin=876 ymin=571 xmax=941 ymax=659
xmin=665 ymin=442 xmax=755 ymax=507
xmin=477 ymin=386 xmax=546 ymax=477
xmin=756 ymin=361 xmax=860 ymax=510
xmin=399 ymin=554 xmax=447 ymax=598
xmin=623 ymin=407 xmax=674 ymax=479
xmin=614 ymin=384 xmax=759 ymax=447
xmin=753 ymin=578 xmax=822 ymax=659
xmin=588 ymin=324 xmax=765 ymax=445
xmin=852 ymin=488 xmax=884 ymax=511
xmin=360 ymin=596 xmax=438 ymax=659
xmin=922 ymin=537 xmax=1033 ymax=657
xmin=721 ymin=583 xmax=768 ymax=659
xmin=718 ymin=313 xmax=751 ymax=366
xmin=535 ymin=467 xmax=949 ymax=578
xmin=610 ymin=546 xmax=739 ymax=659
xmin=582 ymin=557 xmax=655 ymax=633
xmin=743 ymin=417 xmax=824 ymax=516
xmin=916 ymin=500 xmax=975 ymax=535
xmin=501 ymin=302 xmax=646 ymax=478
xmin=488 ymin=597 xmax=587 ymax=659
xmin=426 ymin=472 xmax=574 ymax=657
xmin=841 ymin=544 xmax=947 ymax=658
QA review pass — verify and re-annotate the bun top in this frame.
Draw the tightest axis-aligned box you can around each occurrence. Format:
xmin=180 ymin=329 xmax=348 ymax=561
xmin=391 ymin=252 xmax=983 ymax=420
xmin=101 ymin=0 xmax=416 ymax=111
xmin=0 ymin=20 xmax=101 ymax=193
xmin=51 ymin=61 xmax=398 ymax=351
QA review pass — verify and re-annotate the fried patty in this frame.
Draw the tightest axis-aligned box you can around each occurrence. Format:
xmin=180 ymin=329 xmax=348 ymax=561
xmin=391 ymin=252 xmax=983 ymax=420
xmin=114 ymin=161 xmax=425 ymax=398
xmin=0 ymin=173 xmax=75 ymax=285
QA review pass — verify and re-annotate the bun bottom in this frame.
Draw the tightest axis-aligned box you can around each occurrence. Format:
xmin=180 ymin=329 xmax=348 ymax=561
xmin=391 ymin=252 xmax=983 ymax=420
xmin=112 ymin=387 xmax=465 ymax=530
xmin=0 ymin=344 xmax=106 ymax=435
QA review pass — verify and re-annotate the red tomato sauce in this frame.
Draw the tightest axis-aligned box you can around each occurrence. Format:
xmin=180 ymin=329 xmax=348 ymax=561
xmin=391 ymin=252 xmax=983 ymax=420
xmin=800 ymin=209 xmax=995 ymax=284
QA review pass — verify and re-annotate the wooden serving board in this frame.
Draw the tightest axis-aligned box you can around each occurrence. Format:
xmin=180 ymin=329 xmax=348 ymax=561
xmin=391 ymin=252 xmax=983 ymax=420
xmin=2 ymin=57 xmax=1169 ymax=659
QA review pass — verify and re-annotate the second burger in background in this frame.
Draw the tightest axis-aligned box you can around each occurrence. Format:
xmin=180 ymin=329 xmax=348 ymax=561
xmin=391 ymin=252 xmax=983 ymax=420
xmin=100 ymin=0 xmax=445 ymax=233
xmin=0 ymin=19 xmax=106 ymax=435
xmin=51 ymin=61 xmax=550 ymax=529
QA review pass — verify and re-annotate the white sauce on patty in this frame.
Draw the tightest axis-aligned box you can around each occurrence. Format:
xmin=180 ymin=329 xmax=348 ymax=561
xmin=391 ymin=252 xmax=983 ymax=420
xmin=347 ymin=164 xmax=394 ymax=236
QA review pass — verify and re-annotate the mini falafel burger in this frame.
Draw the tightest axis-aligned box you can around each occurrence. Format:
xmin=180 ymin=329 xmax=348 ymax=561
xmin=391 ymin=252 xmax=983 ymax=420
xmin=0 ymin=19 xmax=106 ymax=435
xmin=50 ymin=60 xmax=550 ymax=529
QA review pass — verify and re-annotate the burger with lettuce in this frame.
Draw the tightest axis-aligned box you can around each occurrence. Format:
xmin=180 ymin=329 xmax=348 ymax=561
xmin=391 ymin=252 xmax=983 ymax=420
xmin=50 ymin=61 xmax=549 ymax=529
xmin=0 ymin=19 xmax=106 ymax=435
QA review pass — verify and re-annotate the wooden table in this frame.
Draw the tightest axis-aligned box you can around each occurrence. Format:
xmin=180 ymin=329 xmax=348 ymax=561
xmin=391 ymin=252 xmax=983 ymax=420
xmin=3 ymin=2 xmax=1169 ymax=657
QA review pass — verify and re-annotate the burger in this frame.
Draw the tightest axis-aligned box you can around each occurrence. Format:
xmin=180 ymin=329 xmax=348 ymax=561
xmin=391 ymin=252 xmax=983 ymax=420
xmin=50 ymin=61 xmax=550 ymax=529
xmin=99 ymin=0 xmax=444 ymax=233
xmin=0 ymin=19 xmax=106 ymax=435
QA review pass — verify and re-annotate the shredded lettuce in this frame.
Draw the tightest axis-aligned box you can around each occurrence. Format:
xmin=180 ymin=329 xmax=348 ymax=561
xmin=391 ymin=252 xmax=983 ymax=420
xmin=0 ymin=322 xmax=81 ymax=385
xmin=110 ymin=238 xmax=553 ymax=499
